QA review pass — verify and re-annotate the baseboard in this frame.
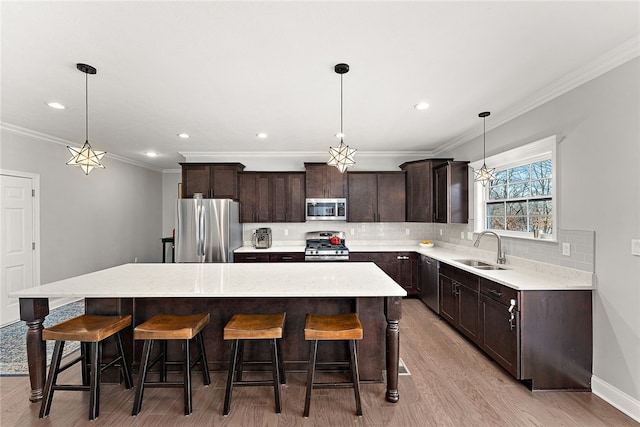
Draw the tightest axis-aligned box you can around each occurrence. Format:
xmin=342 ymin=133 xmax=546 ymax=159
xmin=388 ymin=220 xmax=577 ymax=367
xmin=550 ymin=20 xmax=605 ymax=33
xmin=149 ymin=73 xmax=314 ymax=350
xmin=591 ymin=375 xmax=640 ymax=423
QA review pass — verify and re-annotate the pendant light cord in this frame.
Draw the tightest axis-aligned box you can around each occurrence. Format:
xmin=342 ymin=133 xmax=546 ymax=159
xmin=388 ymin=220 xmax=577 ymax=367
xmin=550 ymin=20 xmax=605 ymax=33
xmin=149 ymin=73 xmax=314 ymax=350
xmin=340 ymin=73 xmax=344 ymax=137
xmin=482 ymin=115 xmax=486 ymax=163
xmin=85 ymin=71 xmax=89 ymax=141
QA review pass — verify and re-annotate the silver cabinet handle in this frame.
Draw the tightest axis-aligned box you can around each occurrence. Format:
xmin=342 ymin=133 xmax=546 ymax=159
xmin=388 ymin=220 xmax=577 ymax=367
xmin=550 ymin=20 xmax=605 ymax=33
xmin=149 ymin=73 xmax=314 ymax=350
xmin=397 ymin=256 xmax=410 ymax=260
xmin=508 ymin=298 xmax=517 ymax=330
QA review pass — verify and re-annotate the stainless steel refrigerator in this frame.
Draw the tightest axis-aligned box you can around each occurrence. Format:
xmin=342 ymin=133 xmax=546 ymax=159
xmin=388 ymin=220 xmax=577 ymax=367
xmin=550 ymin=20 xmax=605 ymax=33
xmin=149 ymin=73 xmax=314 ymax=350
xmin=175 ymin=199 xmax=242 ymax=263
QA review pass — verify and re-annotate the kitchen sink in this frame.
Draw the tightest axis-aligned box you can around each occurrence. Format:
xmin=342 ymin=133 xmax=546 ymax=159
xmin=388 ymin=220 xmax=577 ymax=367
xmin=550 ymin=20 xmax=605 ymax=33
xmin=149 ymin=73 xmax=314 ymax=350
xmin=454 ymin=259 xmax=508 ymax=270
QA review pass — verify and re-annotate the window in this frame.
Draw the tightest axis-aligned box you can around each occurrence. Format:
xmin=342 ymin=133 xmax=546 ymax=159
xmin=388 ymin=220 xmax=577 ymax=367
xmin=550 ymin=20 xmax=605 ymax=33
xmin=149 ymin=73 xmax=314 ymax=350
xmin=471 ymin=135 xmax=557 ymax=240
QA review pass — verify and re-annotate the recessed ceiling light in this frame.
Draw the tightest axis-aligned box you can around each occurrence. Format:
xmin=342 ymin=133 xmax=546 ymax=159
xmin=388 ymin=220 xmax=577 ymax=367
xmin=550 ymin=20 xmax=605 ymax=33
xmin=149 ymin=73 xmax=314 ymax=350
xmin=414 ymin=102 xmax=430 ymax=110
xmin=335 ymin=132 xmax=345 ymax=138
xmin=47 ymin=102 xmax=66 ymax=110
xmin=146 ymin=152 xmax=158 ymax=157
xmin=256 ymin=132 xmax=268 ymax=139
xmin=177 ymin=133 xmax=190 ymax=139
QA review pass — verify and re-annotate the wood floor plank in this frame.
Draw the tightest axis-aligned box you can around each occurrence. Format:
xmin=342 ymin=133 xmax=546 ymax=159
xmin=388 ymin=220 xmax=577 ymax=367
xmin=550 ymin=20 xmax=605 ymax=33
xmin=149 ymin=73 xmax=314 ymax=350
xmin=0 ymin=298 xmax=636 ymax=426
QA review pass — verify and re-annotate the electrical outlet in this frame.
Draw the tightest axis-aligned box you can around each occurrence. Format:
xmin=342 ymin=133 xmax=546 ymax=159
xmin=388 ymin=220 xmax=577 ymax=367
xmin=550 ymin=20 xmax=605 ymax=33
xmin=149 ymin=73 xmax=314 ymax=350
xmin=439 ymin=229 xmax=443 ymax=236
xmin=467 ymin=232 xmax=474 ymax=240
xmin=134 ymin=257 xmax=138 ymax=263
xmin=460 ymin=232 xmax=465 ymax=240
xmin=405 ymin=228 xmax=410 ymax=236
xmin=562 ymin=243 xmax=571 ymax=256
xmin=632 ymin=239 xmax=640 ymax=256
xmin=350 ymin=228 xmax=355 ymax=236
xmin=284 ymin=229 xmax=288 ymax=236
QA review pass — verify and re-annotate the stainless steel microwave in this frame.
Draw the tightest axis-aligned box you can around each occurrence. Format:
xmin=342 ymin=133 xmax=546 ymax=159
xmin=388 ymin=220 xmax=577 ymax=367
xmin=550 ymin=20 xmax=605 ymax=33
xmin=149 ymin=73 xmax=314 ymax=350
xmin=305 ymin=198 xmax=347 ymax=221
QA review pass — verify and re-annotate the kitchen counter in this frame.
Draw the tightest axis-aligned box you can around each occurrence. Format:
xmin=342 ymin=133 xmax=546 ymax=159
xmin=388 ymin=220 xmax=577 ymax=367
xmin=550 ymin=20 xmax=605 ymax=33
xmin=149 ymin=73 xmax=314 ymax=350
xmin=235 ymin=243 xmax=594 ymax=291
xmin=12 ymin=262 xmax=405 ymax=404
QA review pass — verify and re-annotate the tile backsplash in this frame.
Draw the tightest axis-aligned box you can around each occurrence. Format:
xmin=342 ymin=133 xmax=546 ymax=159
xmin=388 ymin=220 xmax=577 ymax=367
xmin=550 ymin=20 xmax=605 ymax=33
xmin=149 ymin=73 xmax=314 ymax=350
xmin=243 ymin=222 xmax=595 ymax=273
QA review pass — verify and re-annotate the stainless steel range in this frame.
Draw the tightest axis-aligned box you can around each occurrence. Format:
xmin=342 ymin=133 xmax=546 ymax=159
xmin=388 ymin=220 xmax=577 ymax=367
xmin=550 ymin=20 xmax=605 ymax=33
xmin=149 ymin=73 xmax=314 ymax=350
xmin=304 ymin=231 xmax=350 ymax=261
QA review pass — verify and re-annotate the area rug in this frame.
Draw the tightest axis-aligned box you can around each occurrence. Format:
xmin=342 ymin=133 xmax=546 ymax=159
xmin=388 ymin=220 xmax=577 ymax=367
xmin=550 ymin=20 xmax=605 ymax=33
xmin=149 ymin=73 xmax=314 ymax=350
xmin=0 ymin=300 xmax=85 ymax=376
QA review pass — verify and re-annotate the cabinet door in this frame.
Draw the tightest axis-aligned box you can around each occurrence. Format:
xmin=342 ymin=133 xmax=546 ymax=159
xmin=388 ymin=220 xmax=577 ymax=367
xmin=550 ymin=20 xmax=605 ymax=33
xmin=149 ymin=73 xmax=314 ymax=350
xmin=286 ymin=173 xmax=305 ymax=222
xmin=439 ymin=275 xmax=457 ymax=324
xmin=325 ymin=165 xmax=347 ymax=198
xmin=182 ymin=165 xmax=211 ymax=198
xmin=238 ymin=173 xmax=257 ymax=223
xmin=404 ymin=161 xmax=432 ymax=222
xmin=479 ymin=295 xmax=520 ymax=377
xmin=433 ymin=165 xmax=448 ymax=223
xmin=305 ymin=164 xmax=326 ymax=198
xmin=348 ymin=173 xmax=378 ymax=222
xmin=457 ymin=283 xmax=479 ymax=342
xmin=448 ymin=162 xmax=469 ymax=223
xmin=211 ymin=166 xmax=240 ymax=199
xmin=255 ymin=174 xmax=272 ymax=223
xmin=377 ymin=173 xmax=406 ymax=222
xmin=272 ymin=174 xmax=288 ymax=222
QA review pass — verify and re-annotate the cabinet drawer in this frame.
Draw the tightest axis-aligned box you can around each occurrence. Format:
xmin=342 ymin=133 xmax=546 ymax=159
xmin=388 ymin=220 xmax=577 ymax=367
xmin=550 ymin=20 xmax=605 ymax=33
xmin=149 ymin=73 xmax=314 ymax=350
xmin=270 ymin=252 xmax=304 ymax=262
xmin=440 ymin=263 xmax=478 ymax=291
xmin=235 ymin=253 xmax=270 ymax=263
xmin=480 ymin=278 xmax=518 ymax=305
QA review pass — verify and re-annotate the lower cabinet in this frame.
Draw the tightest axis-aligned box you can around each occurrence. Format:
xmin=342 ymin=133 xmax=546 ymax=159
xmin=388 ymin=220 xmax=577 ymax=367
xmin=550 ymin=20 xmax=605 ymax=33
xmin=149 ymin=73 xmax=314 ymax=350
xmin=439 ymin=262 xmax=593 ymax=391
xmin=350 ymin=252 xmax=417 ymax=295
xmin=234 ymin=252 xmax=304 ymax=263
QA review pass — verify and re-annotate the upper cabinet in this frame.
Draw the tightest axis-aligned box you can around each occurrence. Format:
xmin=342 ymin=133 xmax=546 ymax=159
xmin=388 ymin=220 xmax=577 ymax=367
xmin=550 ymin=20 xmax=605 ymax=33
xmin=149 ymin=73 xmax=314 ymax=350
xmin=180 ymin=163 xmax=245 ymax=199
xmin=304 ymin=163 xmax=347 ymax=198
xmin=347 ymin=172 xmax=406 ymax=222
xmin=433 ymin=161 xmax=469 ymax=223
xmin=400 ymin=158 xmax=452 ymax=222
xmin=238 ymin=172 xmax=305 ymax=223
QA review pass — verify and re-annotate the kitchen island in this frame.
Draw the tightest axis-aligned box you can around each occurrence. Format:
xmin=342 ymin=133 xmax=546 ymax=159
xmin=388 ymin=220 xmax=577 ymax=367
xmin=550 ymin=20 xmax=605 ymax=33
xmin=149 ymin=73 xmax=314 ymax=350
xmin=13 ymin=262 xmax=406 ymax=403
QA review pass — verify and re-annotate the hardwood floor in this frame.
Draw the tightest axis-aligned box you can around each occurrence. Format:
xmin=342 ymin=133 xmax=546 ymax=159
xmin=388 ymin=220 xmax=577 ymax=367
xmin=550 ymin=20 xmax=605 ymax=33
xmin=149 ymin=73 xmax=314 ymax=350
xmin=0 ymin=298 xmax=635 ymax=426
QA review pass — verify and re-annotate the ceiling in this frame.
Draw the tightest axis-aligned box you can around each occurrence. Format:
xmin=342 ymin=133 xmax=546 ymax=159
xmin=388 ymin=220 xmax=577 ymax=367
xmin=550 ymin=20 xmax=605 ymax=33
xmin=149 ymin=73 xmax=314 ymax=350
xmin=2 ymin=1 xmax=638 ymax=171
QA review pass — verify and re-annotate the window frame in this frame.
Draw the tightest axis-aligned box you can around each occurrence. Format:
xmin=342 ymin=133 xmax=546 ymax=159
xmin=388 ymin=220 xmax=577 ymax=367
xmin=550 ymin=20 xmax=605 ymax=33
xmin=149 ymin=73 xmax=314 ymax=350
xmin=470 ymin=135 xmax=557 ymax=241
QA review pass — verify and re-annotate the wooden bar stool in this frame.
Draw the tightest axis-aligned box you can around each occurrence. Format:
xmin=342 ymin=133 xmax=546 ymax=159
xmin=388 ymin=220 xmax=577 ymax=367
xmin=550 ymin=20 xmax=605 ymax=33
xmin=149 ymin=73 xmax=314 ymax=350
xmin=303 ymin=313 xmax=363 ymax=417
xmin=223 ymin=312 xmax=286 ymax=415
xmin=132 ymin=313 xmax=210 ymax=416
xmin=39 ymin=314 xmax=133 ymax=420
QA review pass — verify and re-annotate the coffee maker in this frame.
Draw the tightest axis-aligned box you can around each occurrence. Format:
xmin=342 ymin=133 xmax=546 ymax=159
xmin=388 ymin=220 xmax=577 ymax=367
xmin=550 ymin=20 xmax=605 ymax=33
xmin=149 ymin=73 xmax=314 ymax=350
xmin=252 ymin=227 xmax=272 ymax=249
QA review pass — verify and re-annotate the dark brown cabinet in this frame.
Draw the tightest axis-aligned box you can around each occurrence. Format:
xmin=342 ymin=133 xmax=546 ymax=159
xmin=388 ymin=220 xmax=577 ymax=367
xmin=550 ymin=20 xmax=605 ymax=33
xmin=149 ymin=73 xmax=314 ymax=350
xmin=439 ymin=262 xmax=592 ymax=391
xmin=350 ymin=251 xmax=417 ymax=295
xmin=305 ymin=163 xmax=347 ymax=198
xmin=234 ymin=252 xmax=304 ymax=263
xmin=180 ymin=163 xmax=245 ymax=199
xmin=400 ymin=159 xmax=451 ymax=222
xmin=432 ymin=161 xmax=469 ymax=223
xmin=439 ymin=263 xmax=479 ymax=341
xmin=347 ymin=172 xmax=406 ymax=222
xmin=238 ymin=172 xmax=305 ymax=223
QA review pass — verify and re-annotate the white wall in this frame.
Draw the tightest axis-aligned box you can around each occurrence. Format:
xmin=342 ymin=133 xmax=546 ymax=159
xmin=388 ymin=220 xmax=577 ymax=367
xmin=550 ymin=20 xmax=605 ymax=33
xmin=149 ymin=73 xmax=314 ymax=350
xmin=442 ymin=58 xmax=640 ymax=413
xmin=1 ymin=128 xmax=163 ymax=284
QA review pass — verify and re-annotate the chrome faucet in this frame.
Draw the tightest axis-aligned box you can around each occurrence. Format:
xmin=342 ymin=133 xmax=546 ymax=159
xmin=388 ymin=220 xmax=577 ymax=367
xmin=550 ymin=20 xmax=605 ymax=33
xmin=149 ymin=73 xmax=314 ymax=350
xmin=474 ymin=231 xmax=506 ymax=264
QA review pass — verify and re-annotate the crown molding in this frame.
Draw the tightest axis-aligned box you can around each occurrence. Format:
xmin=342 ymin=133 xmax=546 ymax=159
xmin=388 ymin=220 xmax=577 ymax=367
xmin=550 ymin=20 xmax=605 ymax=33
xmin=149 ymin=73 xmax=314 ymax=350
xmin=435 ymin=36 xmax=640 ymax=155
xmin=1 ymin=122 xmax=164 ymax=172
xmin=178 ymin=150 xmax=435 ymax=161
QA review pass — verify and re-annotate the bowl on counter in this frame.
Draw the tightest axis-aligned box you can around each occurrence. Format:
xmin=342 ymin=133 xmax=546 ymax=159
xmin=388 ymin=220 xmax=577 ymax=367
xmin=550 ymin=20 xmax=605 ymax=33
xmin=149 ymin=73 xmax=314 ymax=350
xmin=419 ymin=242 xmax=434 ymax=248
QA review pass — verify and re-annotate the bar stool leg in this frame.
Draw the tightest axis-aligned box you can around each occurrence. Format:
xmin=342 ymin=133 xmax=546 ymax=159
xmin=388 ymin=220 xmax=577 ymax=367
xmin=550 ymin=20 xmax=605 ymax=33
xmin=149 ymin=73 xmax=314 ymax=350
xmin=39 ymin=340 xmax=65 ymax=418
xmin=303 ymin=340 xmax=318 ymax=418
xmin=115 ymin=332 xmax=133 ymax=389
xmin=223 ymin=339 xmax=240 ymax=416
xmin=80 ymin=342 xmax=90 ymax=386
xmin=270 ymin=338 xmax=282 ymax=413
xmin=88 ymin=342 xmax=101 ymax=420
xmin=132 ymin=339 xmax=153 ymax=416
xmin=196 ymin=332 xmax=211 ymax=386
xmin=160 ymin=340 xmax=167 ymax=383
xmin=276 ymin=339 xmax=286 ymax=384
xmin=183 ymin=338 xmax=192 ymax=415
xmin=349 ymin=340 xmax=363 ymax=416
xmin=236 ymin=339 xmax=245 ymax=382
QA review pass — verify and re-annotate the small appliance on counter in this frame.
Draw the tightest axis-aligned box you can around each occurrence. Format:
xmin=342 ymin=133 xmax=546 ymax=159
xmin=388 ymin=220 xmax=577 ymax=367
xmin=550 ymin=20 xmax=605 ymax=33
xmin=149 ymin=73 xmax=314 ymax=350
xmin=252 ymin=227 xmax=272 ymax=249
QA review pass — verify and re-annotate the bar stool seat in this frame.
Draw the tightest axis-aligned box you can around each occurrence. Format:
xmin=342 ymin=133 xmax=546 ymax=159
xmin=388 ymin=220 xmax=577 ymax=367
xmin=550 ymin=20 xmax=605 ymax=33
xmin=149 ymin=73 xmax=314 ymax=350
xmin=39 ymin=314 xmax=133 ymax=420
xmin=132 ymin=313 xmax=211 ymax=416
xmin=304 ymin=313 xmax=363 ymax=417
xmin=223 ymin=313 xmax=286 ymax=415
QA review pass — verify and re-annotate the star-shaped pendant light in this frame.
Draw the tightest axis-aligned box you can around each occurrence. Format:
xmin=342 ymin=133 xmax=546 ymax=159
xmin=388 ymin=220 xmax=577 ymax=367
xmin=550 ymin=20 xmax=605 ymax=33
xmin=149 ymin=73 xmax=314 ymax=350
xmin=474 ymin=111 xmax=495 ymax=186
xmin=328 ymin=63 xmax=356 ymax=173
xmin=66 ymin=63 xmax=106 ymax=175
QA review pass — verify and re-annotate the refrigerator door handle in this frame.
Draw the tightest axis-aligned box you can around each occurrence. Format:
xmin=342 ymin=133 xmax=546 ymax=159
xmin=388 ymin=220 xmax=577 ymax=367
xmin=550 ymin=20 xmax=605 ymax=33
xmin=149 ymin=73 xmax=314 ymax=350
xmin=197 ymin=202 xmax=206 ymax=259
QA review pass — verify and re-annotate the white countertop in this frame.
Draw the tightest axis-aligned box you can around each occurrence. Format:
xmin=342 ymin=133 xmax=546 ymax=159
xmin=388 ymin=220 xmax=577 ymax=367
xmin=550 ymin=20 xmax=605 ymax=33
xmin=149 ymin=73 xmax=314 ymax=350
xmin=10 ymin=262 xmax=407 ymax=299
xmin=235 ymin=244 xmax=594 ymax=291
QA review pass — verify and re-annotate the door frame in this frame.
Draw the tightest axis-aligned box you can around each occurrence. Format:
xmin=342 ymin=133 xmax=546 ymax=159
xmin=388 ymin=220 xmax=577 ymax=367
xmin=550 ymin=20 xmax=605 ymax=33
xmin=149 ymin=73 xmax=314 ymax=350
xmin=1 ymin=169 xmax=41 ymax=323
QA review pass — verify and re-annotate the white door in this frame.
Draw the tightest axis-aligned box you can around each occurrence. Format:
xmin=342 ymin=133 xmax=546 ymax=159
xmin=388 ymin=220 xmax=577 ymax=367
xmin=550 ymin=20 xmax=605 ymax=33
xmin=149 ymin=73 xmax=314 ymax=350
xmin=0 ymin=174 xmax=36 ymax=326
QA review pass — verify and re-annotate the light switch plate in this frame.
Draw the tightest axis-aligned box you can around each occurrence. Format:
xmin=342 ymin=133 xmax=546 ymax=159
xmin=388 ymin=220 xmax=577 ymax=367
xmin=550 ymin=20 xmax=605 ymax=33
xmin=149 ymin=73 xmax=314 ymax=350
xmin=562 ymin=242 xmax=571 ymax=256
xmin=460 ymin=232 xmax=465 ymax=240
xmin=284 ymin=229 xmax=288 ymax=236
xmin=439 ymin=229 xmax=443 ymax=236
xmin=406 ymin=228 xmax=410 ymax=235
xmin=632 ymin=239 xmax=640 ymax=256
xmin=467 ymin=232 xmax=474 ymax=240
